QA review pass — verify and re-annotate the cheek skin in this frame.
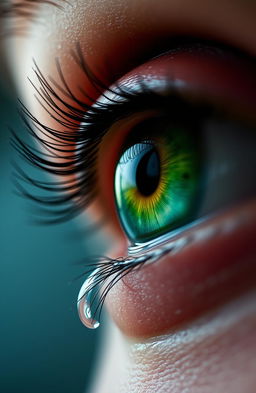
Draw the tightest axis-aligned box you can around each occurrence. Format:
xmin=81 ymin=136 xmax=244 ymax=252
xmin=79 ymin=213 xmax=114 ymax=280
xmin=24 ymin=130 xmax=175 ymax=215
xmin=119 ymin=291 xmax=256 ymax=393
xmin=90 ymin=292 xmax=256 ymax=393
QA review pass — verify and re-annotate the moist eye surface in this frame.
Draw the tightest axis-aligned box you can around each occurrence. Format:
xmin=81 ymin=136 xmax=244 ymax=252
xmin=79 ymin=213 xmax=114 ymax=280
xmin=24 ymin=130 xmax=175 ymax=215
xmin=114 ymin=116 xmax=202 ymax=242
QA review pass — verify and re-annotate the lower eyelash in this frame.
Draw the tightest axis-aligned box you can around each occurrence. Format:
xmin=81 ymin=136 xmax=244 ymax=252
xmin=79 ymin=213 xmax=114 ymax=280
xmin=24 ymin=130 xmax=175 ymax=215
xmin=78 ymin=235 xmax=192 ymax=328
xmin=78 ymin=209 xmax=247 ymax=328
xmin=77 ymin=255 xmax=151 ymax=329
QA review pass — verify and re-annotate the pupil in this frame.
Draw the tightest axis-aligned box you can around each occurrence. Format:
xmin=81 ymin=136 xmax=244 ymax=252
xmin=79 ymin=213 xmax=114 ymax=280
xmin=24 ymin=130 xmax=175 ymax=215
xmin=136 ymin=147 xmax=160 ymax=196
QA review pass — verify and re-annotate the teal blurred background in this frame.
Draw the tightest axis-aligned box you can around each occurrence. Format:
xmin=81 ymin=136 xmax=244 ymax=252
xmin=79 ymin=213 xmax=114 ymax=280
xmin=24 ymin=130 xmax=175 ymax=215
xmin=0 ymin=77 xmax=101 ymax=392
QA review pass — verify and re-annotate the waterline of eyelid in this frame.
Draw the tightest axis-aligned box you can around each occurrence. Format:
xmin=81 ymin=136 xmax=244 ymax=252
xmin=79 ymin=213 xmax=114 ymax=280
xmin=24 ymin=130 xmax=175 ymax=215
xmin=128 ymin=214 xmax=217 ymax=255
xmin=128 ymin=204 xmax=248 ymax=257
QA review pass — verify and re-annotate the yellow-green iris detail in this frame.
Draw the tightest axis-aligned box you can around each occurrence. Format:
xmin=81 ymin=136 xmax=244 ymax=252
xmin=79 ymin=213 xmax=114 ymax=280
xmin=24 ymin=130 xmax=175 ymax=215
xmin=114 ymin=117 xmax=202 ymax=243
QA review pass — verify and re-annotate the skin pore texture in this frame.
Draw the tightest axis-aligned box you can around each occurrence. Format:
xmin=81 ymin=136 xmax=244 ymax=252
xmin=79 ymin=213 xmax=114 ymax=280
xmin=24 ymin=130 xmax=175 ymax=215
xmin=6 ymin=0 xmax=256 ymax=392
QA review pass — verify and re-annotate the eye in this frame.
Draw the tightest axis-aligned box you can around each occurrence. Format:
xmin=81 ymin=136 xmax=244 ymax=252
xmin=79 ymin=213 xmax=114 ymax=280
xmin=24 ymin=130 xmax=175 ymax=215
xmin=112 ymin=98 xmax=256 ymax=246
xmin=91 ymin=44 xmax=254 ymax=247
xmin=114 ymin=115 xmax=202 ymax=243
xmin=14 ymin=42 xmax=256 ymax=237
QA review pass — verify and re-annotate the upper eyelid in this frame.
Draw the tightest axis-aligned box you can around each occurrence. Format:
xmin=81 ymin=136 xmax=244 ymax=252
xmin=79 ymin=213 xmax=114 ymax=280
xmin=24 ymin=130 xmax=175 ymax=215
xmin=11 ymin=39 xmax=256 ymax=228
xmin=12 ymin=46 xmax=210 ymax=224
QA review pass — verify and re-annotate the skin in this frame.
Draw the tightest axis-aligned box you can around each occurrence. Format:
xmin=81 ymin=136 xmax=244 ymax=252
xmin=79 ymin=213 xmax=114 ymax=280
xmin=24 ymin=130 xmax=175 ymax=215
xmin=3 ymin=0 xmax=256 ymax=392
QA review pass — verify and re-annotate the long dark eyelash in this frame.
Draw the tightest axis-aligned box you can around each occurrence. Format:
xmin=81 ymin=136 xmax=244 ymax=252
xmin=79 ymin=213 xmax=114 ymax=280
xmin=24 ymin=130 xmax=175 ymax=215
xmin=12 ymin=43 xmax=212 ymax=224
xmin=12 ymin=46 xmax=109 ymax=223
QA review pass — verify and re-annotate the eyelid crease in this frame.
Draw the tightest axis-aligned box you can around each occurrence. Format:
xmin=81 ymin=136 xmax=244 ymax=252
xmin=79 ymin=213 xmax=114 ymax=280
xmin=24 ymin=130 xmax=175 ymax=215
xmin=0 ymin=0 xmax=66 ymax=36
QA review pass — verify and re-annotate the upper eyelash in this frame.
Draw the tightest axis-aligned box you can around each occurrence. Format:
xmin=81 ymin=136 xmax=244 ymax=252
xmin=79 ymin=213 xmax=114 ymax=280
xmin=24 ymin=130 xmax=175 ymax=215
xmin=12 ymin=43 xmax=213 ymax=224
xmin=12 ymin=44 xmax=114 ymax=223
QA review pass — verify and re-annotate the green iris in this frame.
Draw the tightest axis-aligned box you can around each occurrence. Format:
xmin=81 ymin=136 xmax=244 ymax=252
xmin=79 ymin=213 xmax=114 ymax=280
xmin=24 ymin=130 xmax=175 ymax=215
xmin=114 ymin=117 xmax=202 ymax=243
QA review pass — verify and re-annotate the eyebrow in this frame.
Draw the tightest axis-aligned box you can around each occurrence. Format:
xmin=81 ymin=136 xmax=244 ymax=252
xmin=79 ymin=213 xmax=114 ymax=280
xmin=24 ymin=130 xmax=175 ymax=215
xmin=0 ymin=0 xmax=66 ymax=37
xmin=0 ymin=0 xmax=63 ymax=21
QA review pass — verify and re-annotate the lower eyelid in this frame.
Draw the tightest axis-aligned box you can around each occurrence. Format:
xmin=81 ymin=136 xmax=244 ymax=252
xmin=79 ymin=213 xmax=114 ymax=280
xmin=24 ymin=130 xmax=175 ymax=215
xmin=105 ymin=199 xmax=256 ymax=338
